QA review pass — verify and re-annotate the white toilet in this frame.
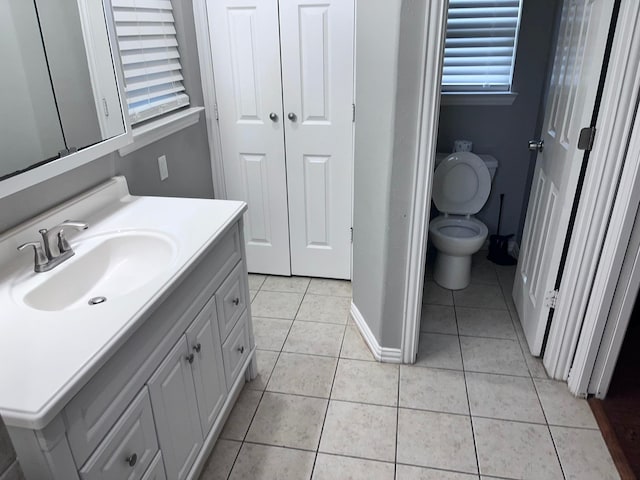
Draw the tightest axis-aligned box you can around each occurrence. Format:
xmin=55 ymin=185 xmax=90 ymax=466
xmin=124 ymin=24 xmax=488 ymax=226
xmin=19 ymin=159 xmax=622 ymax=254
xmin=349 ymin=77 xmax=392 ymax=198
xmin=429 ymin=152 xmax=498 ymax=290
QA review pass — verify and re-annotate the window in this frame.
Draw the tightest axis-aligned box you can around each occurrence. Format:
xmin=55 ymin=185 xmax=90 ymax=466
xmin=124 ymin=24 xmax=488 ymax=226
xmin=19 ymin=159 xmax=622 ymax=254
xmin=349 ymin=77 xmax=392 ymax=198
xmin=442 ymin=0 xmax=522 ymax=94
xmin=112 ymin=0 xmax=189 ymax=125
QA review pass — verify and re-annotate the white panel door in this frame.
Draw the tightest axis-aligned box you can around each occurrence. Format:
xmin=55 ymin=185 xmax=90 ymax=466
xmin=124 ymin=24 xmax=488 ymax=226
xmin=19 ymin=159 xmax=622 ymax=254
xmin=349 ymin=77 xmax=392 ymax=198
xmin=514 ymin=0 xmax=615 ymax=355
xmin=208 ymin=0 xmax=292 ymax=275
xmin=279 ymin=0 xmax=354 ymax=279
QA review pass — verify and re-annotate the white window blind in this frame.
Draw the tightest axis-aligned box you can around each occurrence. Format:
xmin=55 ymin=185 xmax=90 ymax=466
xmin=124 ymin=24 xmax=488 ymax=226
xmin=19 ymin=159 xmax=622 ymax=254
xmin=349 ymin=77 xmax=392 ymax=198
xmin=442 ymin=0 xmax=522 ymax=93
xmin=112 ymin=0 xmax=189 ymax=124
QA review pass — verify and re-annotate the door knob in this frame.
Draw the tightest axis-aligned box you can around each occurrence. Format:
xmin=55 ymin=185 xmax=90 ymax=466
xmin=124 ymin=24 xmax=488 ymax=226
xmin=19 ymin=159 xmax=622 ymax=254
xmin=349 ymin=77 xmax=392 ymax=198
xmin=269 ymin=112 xmax=278 ymax=122
xmin=126 ymin=453 xmax=137 ymax=467
xmin=287 ymin=112 xmax=297 ymax=122
xmin=528 ymin=139 xmax=544 ymax=152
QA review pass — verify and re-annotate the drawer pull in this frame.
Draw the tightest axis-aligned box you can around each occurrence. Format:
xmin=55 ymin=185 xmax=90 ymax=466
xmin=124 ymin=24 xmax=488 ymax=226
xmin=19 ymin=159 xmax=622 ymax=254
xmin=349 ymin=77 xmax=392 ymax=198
xmin=126 ymin=453 xmax=137 ymax=467
xmin=232 ymin=297 xmax=240 ymax=306
xmin=237 ymin=345 xmax=245 ymax=354
xmin=193 ymin=343 xmax=202 ymax=353
xmin=186 ymin=353 xmax=195 ymax=364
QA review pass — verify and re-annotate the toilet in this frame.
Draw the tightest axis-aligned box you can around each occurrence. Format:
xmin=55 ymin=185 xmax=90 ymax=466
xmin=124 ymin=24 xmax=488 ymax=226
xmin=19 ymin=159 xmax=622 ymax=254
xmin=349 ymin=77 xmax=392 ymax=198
xmin=429 ymin=152 xmax=498 ymax=290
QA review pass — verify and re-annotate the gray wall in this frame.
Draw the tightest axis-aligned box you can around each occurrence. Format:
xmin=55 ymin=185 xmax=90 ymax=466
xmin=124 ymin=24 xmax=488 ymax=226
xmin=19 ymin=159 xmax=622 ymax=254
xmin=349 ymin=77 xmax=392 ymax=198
xmin=353 ymin=0 xmax=432 ymax=349
xmin=436 ymin=0 xmax=560 ymax=241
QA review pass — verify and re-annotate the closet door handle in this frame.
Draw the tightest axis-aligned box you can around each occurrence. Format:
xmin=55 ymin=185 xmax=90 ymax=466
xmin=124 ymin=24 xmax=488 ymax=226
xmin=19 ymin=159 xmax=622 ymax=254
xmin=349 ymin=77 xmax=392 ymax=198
xmin=269 ymin=112 xmax=278 ymax=122
xmin=287 ymin=112 xmax=297 ymax=122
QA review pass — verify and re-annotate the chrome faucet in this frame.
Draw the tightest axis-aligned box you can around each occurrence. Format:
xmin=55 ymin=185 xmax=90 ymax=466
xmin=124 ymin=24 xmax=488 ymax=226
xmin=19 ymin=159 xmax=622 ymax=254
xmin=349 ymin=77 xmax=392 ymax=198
xmin=18 ymin=220 xmax=88 ymax=272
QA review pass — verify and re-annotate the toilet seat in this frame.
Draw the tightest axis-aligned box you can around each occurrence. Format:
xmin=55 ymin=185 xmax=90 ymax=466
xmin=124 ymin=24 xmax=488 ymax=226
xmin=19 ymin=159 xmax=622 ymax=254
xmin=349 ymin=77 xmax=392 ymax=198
xmin=429 ymin=215 xmax=488 ymax=253
xmin=432 ymin=152 xmax=491 ymax=215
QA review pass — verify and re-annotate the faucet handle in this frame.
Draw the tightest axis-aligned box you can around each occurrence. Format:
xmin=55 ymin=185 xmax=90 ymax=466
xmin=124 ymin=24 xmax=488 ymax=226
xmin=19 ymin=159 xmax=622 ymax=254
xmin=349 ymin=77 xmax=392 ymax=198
xmin=57 ymin=230 xmax=71 ymax=253
xmin=18 ymin=241 xmax=48 ymax=271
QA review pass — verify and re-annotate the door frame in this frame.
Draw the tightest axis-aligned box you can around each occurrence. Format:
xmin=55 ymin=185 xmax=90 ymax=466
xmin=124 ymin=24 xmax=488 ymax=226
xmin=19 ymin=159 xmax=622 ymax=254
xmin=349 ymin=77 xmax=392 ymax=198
xmin=400 ymin=0 xmax=448 ymax=363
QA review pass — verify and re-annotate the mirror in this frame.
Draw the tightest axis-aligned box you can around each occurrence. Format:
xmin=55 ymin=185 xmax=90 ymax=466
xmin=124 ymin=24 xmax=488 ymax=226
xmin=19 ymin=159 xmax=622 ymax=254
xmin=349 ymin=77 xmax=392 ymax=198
xmin=0 ymin=0 xmax=127 ymax=183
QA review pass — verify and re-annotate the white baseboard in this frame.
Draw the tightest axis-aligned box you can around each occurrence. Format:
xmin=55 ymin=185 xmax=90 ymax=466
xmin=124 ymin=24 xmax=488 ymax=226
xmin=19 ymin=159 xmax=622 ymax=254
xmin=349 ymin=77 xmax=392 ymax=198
xmin=350 ymin=303 xmax=402 ymax=363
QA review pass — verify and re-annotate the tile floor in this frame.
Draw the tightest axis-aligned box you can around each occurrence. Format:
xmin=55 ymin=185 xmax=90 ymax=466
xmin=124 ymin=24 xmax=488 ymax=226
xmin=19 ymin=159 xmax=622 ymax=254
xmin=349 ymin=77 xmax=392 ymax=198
xmin=199 ymin=254 xmax=619 ymax=480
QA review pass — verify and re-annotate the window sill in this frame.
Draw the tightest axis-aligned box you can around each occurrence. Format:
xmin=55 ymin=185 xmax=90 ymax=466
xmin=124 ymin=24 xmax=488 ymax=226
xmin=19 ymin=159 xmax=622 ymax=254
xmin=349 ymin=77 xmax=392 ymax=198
xmin=440 ymin=92 xmax=518 ymax=106
xmin=118 ymin=106 xmax=204 ymax=157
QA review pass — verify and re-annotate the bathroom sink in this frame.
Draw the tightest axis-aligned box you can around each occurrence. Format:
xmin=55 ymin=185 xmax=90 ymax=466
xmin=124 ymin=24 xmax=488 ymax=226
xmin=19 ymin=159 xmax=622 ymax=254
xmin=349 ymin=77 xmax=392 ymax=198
xmin=17 ymin=232 xmax=176 ymax=312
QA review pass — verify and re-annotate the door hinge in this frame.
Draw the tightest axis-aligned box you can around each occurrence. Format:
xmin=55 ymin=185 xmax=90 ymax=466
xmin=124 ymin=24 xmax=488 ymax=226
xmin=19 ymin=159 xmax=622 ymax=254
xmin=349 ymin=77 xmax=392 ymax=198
xmin=577 ymin=126 xmax=596 ymax=151
xmin=350 ymin=227 xmax=353 ymax=243
xmin=545 ymin=289 xmax=559 ymax=309
xmin=214 ymin=103 xmax=219 ymax=121
xmin=352 ymin=103 xmax=355 ymax=123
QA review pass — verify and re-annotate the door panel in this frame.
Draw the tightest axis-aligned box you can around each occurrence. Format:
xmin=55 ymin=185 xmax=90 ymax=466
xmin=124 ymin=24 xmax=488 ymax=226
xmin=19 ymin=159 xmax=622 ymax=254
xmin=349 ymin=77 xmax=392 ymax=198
xmin=279 ymin=0 xmax=354 ymax=279
xmin=208 ymin=0 xmax=291 ymax=275
xmin=514 ymin=0 xmax=614 ymax=355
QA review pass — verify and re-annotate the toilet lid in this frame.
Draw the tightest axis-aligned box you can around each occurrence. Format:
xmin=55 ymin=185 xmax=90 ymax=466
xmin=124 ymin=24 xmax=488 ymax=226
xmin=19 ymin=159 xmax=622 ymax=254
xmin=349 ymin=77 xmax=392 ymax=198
xmin=432 ymin=152 xmax=491 ymax=215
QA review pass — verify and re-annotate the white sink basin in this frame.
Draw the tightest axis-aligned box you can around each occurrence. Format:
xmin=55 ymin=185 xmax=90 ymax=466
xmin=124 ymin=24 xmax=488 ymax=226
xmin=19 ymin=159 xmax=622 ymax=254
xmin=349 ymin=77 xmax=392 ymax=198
xmin=17 ymin=232 xmax=176 ymax=312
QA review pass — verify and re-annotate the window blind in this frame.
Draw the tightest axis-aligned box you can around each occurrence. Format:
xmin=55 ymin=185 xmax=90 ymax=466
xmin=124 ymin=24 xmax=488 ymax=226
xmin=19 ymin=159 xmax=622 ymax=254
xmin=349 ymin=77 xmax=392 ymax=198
xmin=442 ymin=0 xmax=522 ymax=93
xmin=112 ymin=0 xmax=189 ymax=124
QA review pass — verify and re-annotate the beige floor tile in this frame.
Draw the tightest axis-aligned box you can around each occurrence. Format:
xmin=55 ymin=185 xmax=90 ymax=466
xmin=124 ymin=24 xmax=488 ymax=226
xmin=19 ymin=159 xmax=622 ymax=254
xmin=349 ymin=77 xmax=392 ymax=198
xmin=341 ymin=326 xmax=375 ymax=361
xmin=534 ymin=379 xmax=598 ymax=428
xmin=249 ymin=290 xmax=258 ymax=302
xmin=399 ymin=366 xmax=468 ymax=414
xmin=332 ymin=359 xmax=399 ymax=406
xmin=247 ymin=350 xmax=279 ymax=391
xmin=199 ymin=439 xmax=241 ymax=480
xmin=416 ymin=333 xmax=463 ymax=370
xmin=395 ymin=464 xmax=478 ymax=480
xmin=312 ymin=454 xmax=395 ymax=480
xmin=308 ymin=278 xmax=352 ymax=297
xmin=267 ymin=352 xmax=337 ymax=398
xmin=473 ymin=417 xmax=563 ymax=479
xmin=466 ymin=372 xmax=545 ymax=423
xmin=252 ymin=317 xmax=292 ymax=351
xmin=246 ymin=392 xmax=327 ymax=450
xmin=453 ymin=284 xmax=507 ymax=310
xmin=470 ymin=255 xmax=499 ymax=285
xmin=456 ymin=307 xmax=516 ymax=340
xmin=320 ymin=400 xmax=397 ymax=462
xmin=550 ymin=426 xmax=618 ymax=480
xmin=420 ymin=304 xmax=457 ymax=335
xmin=296 ymin=294 xmax=351 ymax=324
xmin=397 ymin=409 xmax=477 ymax=474
xmin=251 ymin=291 xmax=304 ymax=319
xmin=423 ymin=281 xmax=454 ymax=306
xmin=261 ymin=276 xmax=310 ymax=293
xmin=460 ymin=336 xmax=528 ymax=376
xmin=220 ymin=388 xmax=262 ymax=441
xmin=248 ymin=274 xmax=267 ymax=291
xmin=229 ymin=443 xmax=315 ymax=480
xmin=283 ymin=321 xmax=345 ymax=357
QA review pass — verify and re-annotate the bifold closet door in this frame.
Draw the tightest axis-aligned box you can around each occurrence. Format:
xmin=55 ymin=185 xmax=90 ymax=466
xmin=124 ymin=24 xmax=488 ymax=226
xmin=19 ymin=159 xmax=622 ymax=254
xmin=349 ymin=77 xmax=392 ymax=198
xmin=207 ymin=0 xmax=292 ymax=276
xmin=280 ymin=0 xmax=354 ymax=280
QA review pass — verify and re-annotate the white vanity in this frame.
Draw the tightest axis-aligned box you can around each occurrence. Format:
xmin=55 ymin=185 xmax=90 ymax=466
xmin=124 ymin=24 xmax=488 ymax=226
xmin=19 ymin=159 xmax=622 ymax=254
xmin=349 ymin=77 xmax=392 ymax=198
xmin=0 ymin=177 xmax=256 ymax=480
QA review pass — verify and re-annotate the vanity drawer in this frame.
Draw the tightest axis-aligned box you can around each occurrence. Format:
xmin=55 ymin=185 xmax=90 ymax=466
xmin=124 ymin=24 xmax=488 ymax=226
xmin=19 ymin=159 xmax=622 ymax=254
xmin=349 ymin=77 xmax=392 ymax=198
xmin=222 ymin=311 xmax=251 ymax=389
xmin=215 ymin=261 xmax=248 ymax=341
xmin=141 ymin=452 xmax=166 ymax=480
xmin=79 ymin=387 xmax=158 ymax=480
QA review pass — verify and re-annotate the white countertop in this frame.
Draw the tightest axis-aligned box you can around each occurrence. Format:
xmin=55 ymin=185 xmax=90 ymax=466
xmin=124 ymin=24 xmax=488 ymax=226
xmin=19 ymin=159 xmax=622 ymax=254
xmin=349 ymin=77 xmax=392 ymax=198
xmin=0 ymin=177 xmax=246 ymax=429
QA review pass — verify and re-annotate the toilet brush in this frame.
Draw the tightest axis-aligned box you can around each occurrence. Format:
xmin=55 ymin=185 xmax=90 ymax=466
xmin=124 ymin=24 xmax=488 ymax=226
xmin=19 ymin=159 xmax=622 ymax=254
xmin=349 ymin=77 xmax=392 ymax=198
xmin=488 ymin=193 xmax=517 ymax=265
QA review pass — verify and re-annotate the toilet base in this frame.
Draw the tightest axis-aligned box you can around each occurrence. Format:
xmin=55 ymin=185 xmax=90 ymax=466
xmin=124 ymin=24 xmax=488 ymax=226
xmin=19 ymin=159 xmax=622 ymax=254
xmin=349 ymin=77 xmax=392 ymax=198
xmin=434 ymin=252 xmax=472 ymax=290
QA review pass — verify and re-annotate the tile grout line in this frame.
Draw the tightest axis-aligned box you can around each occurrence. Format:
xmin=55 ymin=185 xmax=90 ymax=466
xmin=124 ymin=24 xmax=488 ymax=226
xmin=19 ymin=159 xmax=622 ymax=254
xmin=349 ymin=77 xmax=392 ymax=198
xmin=452 ymin=291 xmax=482 ymax=477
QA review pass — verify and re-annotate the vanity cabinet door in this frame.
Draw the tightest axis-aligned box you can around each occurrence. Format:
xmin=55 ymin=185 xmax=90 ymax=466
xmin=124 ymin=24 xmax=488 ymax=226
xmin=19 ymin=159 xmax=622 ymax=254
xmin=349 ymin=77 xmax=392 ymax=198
xmin=148 ymin=337 xmax=203 ymax=480
xmin=186 ymin=296 xmax=228 ymax=434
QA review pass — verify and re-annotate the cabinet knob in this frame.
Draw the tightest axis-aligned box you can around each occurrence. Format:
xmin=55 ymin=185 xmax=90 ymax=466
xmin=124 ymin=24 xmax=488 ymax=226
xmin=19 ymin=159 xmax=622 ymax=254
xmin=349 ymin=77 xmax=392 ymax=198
xmin=288 ymin=112 xmax=297 ymax=122
xmin=232 ymin=297 xmax=240 ymax=306
xmin=186 ymin=353 xmax=195 ymax=364
xmin=237 ymin=345 xmax=245 ymax=354
xmin=126 ymin=453 xmax=137 ymax=467
xmin=193 ymin=343 xmax=202 ymax=353
xmin=269 ymin=112 xmax=278 ymax=122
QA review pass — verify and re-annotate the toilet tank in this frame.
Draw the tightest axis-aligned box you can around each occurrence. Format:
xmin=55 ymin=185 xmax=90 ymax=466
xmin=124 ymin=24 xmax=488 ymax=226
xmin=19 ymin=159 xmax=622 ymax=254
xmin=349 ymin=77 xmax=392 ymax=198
xmin=435 ymin=152 xmax=499 ymax=181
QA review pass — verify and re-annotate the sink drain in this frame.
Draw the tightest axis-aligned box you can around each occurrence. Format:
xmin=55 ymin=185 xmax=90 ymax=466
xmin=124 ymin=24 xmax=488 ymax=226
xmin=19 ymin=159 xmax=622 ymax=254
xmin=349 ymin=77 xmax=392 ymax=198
xmin=88 ymin=296 xmax=107 ymax=306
